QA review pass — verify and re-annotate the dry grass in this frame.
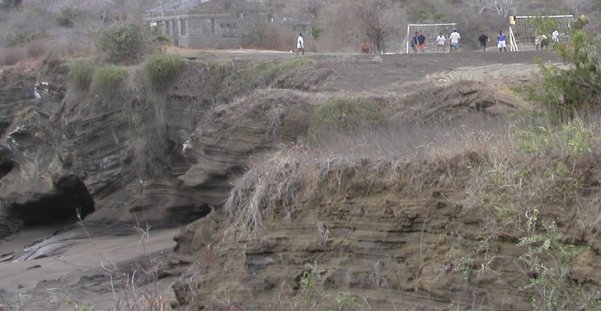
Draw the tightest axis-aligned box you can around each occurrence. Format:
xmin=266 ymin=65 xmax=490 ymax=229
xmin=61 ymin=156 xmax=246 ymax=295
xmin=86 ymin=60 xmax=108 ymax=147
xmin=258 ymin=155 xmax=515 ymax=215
xmin=0 ymin=46 xmax=25 ymax=66
xmin=0 ymin=40 xmax=91 ymax=67
xmin=225 ymin=112 xmax=601 ymax=240
xmin=25 ymin=40 xmax=50 ymax=59
xmin=225 ymin=118 xmax=510 ymax=239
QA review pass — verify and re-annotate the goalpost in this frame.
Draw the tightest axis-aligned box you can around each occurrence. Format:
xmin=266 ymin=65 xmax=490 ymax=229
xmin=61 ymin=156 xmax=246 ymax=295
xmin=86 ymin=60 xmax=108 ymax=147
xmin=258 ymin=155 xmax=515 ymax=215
xmin=508 ymin=15 xmax=574 ymax=51
xmin=403 ymin=23 xmax=457 ymax=54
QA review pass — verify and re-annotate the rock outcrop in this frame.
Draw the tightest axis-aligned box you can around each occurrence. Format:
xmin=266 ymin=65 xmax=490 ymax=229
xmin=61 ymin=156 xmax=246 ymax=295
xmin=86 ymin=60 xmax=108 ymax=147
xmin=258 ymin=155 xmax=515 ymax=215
xmin=0 ymin=60 xmax=325 ymax=237
xmin=174 ymin=152 xmax=601 ymax=310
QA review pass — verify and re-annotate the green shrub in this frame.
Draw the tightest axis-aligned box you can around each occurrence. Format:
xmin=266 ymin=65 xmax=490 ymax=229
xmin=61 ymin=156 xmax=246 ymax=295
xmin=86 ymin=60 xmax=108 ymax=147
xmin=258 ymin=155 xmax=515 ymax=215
xmin=558 ymin=118 xmax=593 ymax=155
xmin=308 ymin=97 xmax=384 ymax=138
xmin=406 ymin=3 xmax=431 ymax=22
xmin=515 ymin=125 xmax=550 ymax=154
xmin=295 ymin=263 xmax=325 ymax=309
xmin=517 ymin=212 xmax=598 ymax=310
xmin=239 ymin=23 xmax=267 ymax=48
xmin=239 ymin=58 xmax=313 ymax=91
xmin=67 ymin=60 xmax=95 ymax=91
xmin=97 ymin=22 xmax=147 ymax=64
xmin=7 ymin=30 xmax=48 ymax=47
xmin=514 ymin=118 xmax=593 ymax=156
xmin=55 ymin=8 xmax=76 ymax=27
xmin=91 ymin=65 xmax=128 ymax=94
xmin=532 ymin=31 xmax=601 ymax=122
xmin=143 ymin=54 xmax=185 ymax=92
xmin=531 ymin=14 xmax=559 ymax=37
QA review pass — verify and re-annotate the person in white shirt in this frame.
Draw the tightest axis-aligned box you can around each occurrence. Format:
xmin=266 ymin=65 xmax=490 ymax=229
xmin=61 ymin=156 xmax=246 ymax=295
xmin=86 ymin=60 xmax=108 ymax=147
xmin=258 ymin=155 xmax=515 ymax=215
xmin=436 ymin=32 xmax=447 ymax=53
xmin=296 ymin=33 xmax=304 ymax=56
xmin=449 ymin=29 xmax=461 ymax=52
xmin=552 ymin=30 xmax=560 ymax=43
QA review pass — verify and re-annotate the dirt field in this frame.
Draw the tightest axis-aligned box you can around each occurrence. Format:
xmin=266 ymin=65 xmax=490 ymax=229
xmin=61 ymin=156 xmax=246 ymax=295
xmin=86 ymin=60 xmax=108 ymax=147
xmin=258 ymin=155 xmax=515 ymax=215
xmin=173 ymin=49 xmax=559 ymax=92
xmin=0 ymin=49 xmax=559 ymax=310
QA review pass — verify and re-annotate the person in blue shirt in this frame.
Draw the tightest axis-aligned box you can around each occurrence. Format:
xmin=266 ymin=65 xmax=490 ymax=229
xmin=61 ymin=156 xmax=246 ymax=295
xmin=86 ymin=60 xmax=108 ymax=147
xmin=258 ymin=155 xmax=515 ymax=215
xmin=497 ymin=31 xmax=507 ymax=52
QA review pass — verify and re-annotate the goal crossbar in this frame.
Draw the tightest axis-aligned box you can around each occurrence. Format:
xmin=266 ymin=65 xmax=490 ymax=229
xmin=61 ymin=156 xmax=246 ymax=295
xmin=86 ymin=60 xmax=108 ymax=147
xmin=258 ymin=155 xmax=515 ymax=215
xmin=513 ymin=15 xmax=573 ymax=19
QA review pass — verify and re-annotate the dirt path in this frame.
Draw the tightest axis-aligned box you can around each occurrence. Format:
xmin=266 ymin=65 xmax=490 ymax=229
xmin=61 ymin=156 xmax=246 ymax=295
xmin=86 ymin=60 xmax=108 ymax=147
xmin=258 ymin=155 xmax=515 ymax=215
xmin=169 ymin=48 xmax=558 ymax=93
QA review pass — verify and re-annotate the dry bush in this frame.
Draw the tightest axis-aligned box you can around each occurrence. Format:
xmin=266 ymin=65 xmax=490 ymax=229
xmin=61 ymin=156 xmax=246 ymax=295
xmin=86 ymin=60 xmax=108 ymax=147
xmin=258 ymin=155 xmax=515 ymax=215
xmin=0 ymin=39 xmax=87 ymax=66
xmin=462 ymin=114 xmax=601 ymax=243
xmin=317 ymin=0 xmax=403 ymax=53
xmin=25 ymin=40 xmax=50 ymax=59
xmin=0 ymin=46 xmax=24 ymax=65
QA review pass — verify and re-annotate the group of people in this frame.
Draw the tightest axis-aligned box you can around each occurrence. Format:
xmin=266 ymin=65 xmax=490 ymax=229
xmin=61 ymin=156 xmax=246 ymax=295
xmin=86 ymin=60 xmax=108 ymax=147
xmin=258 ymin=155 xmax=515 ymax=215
xmin=477 ymin=31 xmax=508 ymax=52
xmin=298 ymin=28 xmax=562 ymax=56
xmin=411 ymin=30 xmax=461 ymax=53
xmin=535 ymin=30 xmax=561 ymax=51
xmin=411 ymin=29 xmax=511 ymax=53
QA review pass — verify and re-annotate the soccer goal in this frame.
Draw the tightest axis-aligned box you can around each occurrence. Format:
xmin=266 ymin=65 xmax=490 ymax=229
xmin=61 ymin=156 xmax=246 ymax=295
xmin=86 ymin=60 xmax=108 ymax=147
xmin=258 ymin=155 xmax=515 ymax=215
xmin=508 ymin=15 xmax=574 ymax=51
xmin=403 ymin=23 xmax=457 ymax=54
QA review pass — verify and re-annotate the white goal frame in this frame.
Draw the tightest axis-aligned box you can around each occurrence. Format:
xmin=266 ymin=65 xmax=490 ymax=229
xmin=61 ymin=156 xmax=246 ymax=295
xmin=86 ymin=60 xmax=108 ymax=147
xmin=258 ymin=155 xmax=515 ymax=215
xmin=403 ymin=23 xmax=457 ymax=54
xmin=508 ymin=15 xmax=573 ymax=52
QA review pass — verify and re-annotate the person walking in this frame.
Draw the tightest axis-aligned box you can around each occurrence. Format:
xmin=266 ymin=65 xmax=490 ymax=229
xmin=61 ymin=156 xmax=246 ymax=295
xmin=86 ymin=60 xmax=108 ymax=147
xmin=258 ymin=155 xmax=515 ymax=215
xmin=497 ymin=31 xmax=507 ymax=52
xmin=535 ymin=33 xmax=548 ymax=51
xmin=360 ymin=39 xmax=370 ymax=53
xmin=478 ymin=33 xmax=489 ymax=52
xmin=552 ymin=30 xmax=560 ymax=43
xmin=296 ymin=33 xmax=304 ymax=56
xmin=436 ymin=32 xmax=446 ymax=53
xmin=449 ymin=29 xmax=461 ymax=52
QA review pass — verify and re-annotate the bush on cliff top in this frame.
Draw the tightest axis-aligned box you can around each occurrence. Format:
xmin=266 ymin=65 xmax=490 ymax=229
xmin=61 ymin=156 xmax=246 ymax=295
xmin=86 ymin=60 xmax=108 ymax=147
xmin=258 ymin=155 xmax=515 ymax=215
xmin=67 ymin=60 xmax=95 ymax=91
xmin=240 ymin=58 xmax=313 ymax=89
xmin=532 ymin=30 xmax=601 ymax=122
xmin=308 ymin=97 xmax=384 ymax=138
xmin=91 ymin=65 xmax=128 ymax=94
xmin=143 ymin=54 xmax=185 ymax=92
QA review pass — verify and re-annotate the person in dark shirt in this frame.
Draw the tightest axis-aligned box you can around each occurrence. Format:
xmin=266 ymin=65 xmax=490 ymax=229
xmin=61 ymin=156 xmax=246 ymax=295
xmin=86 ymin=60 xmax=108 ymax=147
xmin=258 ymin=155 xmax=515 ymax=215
xmin=417 ymin=32 xmax=426 ymax=53
xmin=410 ymin=31 xmax=419 ymax=53
xmin=478 ymin=33 xmax=489 ymax=52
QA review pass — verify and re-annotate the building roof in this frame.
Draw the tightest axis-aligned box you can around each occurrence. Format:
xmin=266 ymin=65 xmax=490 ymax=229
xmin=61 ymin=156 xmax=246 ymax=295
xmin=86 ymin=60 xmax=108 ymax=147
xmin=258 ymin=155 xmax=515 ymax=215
xmin=146 ymin=0 xmax=265 ymax=14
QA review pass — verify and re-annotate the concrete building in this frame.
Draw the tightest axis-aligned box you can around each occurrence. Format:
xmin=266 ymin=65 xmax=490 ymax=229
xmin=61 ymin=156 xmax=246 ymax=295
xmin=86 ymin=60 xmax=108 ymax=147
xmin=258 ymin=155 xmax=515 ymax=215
xmin=143 ymin=0 xmax=269 ymax=49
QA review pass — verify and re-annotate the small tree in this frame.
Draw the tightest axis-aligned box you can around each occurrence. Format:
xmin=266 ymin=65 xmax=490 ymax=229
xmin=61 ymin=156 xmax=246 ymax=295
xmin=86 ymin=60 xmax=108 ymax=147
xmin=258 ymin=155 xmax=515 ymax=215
xmin=97 ymin=22 xmax=148 ymax=64
xmin=481 ymin=0 xmax=517 ymax=18
xmin=318 ymin=0 xmax=401 ymax=53
xmin=354 ymin=0 xmax=399 ymax=53
xmin=533 ymin=31 xmax=601 ymax=122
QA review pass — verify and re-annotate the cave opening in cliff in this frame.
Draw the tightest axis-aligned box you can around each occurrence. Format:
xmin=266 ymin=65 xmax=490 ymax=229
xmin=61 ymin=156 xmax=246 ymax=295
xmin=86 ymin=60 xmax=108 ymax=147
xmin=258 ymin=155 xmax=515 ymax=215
xmin=0 ymin=159 xmax=14 ymax=180
xmin=11 ymin=175 xmax=95 ymax=227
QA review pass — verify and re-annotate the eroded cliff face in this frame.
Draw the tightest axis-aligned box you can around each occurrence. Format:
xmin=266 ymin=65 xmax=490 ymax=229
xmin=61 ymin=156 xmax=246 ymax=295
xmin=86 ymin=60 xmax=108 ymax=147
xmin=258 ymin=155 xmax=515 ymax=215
xmin=0 ymin=60 xmax=328 ymax=237
xmin=173 ymin=151 xmax=601 ymax=311
xmin=0 ymin=53 xmax=562 ymax=310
